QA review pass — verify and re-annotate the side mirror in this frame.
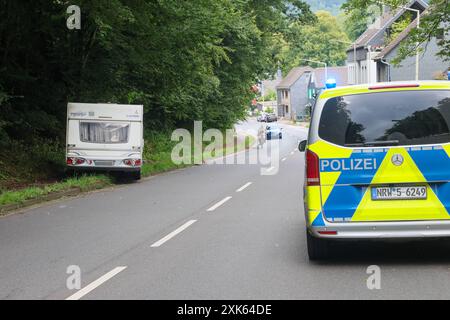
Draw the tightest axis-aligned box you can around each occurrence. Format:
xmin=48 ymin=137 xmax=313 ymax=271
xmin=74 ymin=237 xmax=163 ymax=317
xmin=298 ymin=140 xmax=307 ymax=152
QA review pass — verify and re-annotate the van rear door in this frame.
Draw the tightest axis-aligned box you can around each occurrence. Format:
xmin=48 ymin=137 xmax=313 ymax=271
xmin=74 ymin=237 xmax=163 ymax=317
xmin=314 ymin=90 xmax=450 ymax=223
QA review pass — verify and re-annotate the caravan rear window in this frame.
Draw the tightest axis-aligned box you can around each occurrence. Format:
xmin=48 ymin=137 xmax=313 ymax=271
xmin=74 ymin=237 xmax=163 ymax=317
xmin=80 ymin=122 xmax=129 ymax=144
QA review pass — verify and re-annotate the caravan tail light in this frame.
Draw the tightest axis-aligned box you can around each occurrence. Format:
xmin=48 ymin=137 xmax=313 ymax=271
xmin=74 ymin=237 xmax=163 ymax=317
xmin=67 ymin=157 xmax=86 ymax=166
xmin=123 ymin=159 xmax=142 ymax=167
xmin=306 ymin=150 xmax=320 ymax=186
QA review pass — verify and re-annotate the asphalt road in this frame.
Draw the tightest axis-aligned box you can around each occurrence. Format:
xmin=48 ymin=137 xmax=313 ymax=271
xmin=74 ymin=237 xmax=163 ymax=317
xmin=2 ymin=119 xmax=450 ymax=300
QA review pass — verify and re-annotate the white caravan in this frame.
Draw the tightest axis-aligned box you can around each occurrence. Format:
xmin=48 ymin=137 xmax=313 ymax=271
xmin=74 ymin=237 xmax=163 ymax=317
xmin=66 ymin=103 xmax=144 ymax=180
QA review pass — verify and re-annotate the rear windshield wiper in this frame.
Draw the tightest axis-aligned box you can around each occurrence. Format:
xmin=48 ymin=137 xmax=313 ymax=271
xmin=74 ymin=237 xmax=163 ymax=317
xmin=345 ymin=140 xmax=400 ymax=148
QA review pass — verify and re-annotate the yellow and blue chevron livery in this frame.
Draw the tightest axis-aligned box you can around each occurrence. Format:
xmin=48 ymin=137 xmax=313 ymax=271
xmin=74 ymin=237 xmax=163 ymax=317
xmin=305 ymin=81 xmax=450 ymax=227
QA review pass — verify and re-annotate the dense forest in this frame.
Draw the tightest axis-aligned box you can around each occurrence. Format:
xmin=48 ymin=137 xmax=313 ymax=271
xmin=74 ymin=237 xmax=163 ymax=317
xmin=0 ymin=0 xmax=318 ymax=186
xmin=0 ymin=1 xmax=317 ymax=144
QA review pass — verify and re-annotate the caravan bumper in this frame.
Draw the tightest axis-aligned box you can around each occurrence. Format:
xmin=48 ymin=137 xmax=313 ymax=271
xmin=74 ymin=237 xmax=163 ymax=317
xmin=66 ymin=154 xmax=142 ymax=171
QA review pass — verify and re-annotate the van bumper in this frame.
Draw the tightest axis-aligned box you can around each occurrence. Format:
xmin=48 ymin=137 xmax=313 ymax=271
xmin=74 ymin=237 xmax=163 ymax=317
xmin=309 ymin=220 xmax=450 ymax=240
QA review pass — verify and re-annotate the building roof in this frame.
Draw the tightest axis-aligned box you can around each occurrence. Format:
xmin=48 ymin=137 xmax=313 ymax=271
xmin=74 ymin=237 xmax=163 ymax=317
xmin=348 ymin=0 xmax=428 ymax=51
xmin=313 ymin=67 xmax=349 ymax=88
xmin=262 ymin=78 xmax=282 ymax=93
xmin=375 ymin=11 xmax=424 ymax=60
xmin=276 ymin=67 xmax=313 ymax=89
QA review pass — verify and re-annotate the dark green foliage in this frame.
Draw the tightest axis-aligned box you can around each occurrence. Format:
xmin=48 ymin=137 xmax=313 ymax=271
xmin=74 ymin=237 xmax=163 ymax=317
xmin=0 ymin=0 xmax=314 ymax=140
xmin=0 ymin=0 xmax=315 ymax=187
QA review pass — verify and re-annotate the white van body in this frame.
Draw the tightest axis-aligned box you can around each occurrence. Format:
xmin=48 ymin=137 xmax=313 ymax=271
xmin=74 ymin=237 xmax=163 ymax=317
xmin=66 ymin=103 xmax=144 ymax=178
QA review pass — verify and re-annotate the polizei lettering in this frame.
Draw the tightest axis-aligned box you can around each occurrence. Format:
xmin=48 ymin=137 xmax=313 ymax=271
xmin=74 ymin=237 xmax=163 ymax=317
xmin=320 ymin=158 xmax=378 ymax=172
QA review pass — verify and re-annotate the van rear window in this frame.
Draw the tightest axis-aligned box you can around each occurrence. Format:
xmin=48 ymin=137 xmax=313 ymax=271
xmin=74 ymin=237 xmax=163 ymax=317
xmin=319 ymin=90 xmax=450 ymax=147
xmin=80 ymin=122 xmax=129 ymax=144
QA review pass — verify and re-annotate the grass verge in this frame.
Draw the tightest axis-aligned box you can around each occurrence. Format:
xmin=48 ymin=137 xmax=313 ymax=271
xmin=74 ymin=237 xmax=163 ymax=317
xmin=0 ymin=175 xmax=112 ymax=207
xmin=0 ymin=130 xmax=254 ymax=212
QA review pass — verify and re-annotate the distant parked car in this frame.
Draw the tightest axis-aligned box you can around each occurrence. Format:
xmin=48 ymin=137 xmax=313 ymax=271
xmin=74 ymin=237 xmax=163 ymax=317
xmin=266 ymin=124 xmax=283 ymax=140
xmin=257 ymin=114 xmax=267 ymax=122
xmin=266 ymin=113 xmax=278 ymax=122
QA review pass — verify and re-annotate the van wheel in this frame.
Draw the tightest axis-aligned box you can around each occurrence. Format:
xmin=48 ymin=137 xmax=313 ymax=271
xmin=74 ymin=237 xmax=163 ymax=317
xmin=131 ymin=171 xmax=141 ymax=181
xmin=306 ymin=230 xmax=330 ymax=261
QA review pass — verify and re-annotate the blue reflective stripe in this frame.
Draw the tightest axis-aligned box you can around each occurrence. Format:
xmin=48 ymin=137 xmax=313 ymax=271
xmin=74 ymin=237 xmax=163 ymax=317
xmin=311 ymin=213 xmax=326 ymax=227
xmin=408 ymin=149 xmax=450 ymax=181
xmin=321 ymin=151 xmax=387 ymax=221
xmin=436 ymin=183 xmax=450 ymax=214
xmin=322 ymin=185 xmax=367 ymax=221
xmin=409 ymin=149 xmax=450 ymax=214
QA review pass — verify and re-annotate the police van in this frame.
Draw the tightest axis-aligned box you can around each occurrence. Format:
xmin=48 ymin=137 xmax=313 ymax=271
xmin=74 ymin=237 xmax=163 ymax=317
xmin=299 ymin=81 xmax=450 ymax=260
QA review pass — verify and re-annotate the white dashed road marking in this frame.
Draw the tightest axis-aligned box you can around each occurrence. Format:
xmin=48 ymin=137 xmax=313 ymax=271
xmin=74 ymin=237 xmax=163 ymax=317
xmin=237 ymin=182 xmax=252 ymax=192
xmin=207 ymin=197 xmax=232 ymax=212
xmin=66 ymin=266 xmax=127 ymax=300
xmin=151 ymin=220 xmax=197 ymax=248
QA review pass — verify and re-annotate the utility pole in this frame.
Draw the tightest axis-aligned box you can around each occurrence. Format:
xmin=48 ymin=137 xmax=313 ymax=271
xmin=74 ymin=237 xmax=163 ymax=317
xmin=332 ymin=39 xmax=358 ymax=84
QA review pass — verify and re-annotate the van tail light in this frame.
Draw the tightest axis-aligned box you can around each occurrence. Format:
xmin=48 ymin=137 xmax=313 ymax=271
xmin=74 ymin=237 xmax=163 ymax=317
xmin=306 ymin=149 xmax=320 ymax=186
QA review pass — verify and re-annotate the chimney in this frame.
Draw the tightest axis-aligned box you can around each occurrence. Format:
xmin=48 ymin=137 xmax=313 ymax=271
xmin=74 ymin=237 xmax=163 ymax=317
xmin=277 ymin=68 xmax=282 ymax=80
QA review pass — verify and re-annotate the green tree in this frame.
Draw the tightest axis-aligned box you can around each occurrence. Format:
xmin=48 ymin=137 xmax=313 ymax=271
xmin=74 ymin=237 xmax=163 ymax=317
xmin=385 ymin=12 xmax=412 ymax=44
xmin=0 ymin=0 xmax=315 ymax=145
xmin=282 ymin=10 xmax=349 ymax=71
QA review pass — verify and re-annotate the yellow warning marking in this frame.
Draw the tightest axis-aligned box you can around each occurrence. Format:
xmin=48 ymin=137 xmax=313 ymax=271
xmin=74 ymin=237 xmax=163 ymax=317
xmin=309 ymin=140 xmax=352 ymax=159
xmin=308 ymin=210 xmax=321 ymax=226
xmin=306 ymin=186 xmax=322 ymax=211
xmin=352 ymin=148 xmax=449 ymax=222
xmin=443 ymin=144 xmax=450 ymax=158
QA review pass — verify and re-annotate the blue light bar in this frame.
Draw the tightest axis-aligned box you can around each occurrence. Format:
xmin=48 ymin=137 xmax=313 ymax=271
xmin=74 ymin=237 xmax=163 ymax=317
xmin=325 ymin=78 xmax=337 ymax=89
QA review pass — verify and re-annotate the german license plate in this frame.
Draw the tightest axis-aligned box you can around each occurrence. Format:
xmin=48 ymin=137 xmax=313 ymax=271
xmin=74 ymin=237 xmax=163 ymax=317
xmin=371 ymin=186 xmax=427 ymax=200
